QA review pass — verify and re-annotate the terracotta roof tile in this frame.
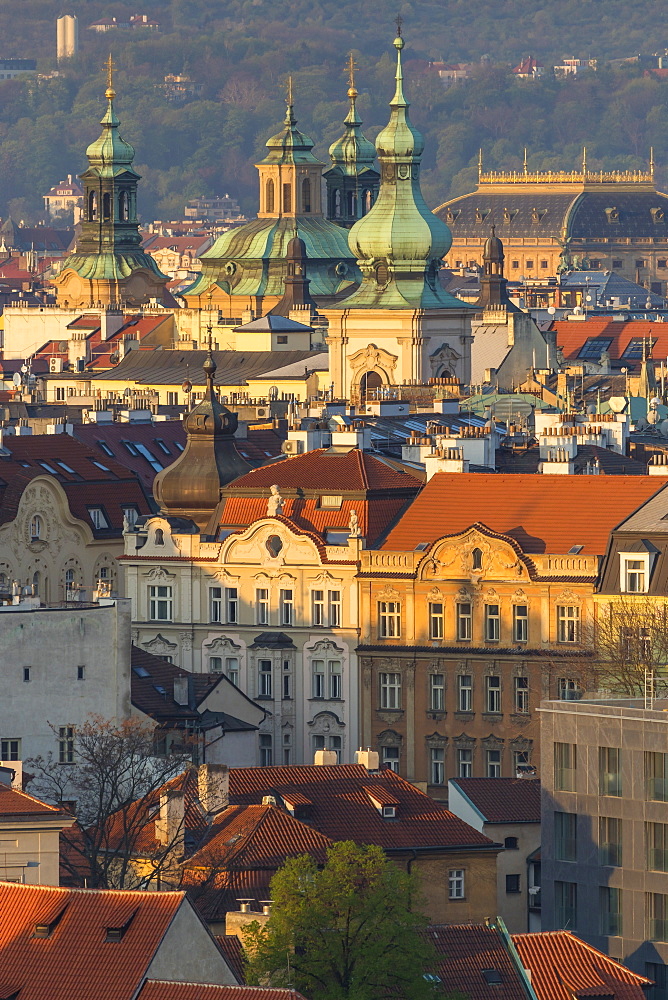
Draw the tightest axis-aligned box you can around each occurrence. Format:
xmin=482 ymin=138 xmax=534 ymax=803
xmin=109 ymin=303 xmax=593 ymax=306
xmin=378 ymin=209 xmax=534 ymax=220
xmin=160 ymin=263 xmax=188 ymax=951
xmin=512 ymin=931 xmax=651 ymax=1000
xmin=138 ymin=984 xmax=306 ymax=1000
xmin=0 ymin=882 xmax=185 ymax=1000
xmin=449 ymin=778 xmax=541 ymax=824
xmin=0 ymin=785 xmax=65 ymax=816
xmin=553 ymin=317 xmax=668 ymax=366
xmin=425 ymin=923 xmax=530 ymax=1000
xmin=214 ymin=938 xmax=246 ymax=984
xmin=225 ymin=449 xmax=422 ymax=493
xmin=226 ymin=764 xmax=494 ymax=851
xmin=381 ymin=473 xmax=664 ymax=555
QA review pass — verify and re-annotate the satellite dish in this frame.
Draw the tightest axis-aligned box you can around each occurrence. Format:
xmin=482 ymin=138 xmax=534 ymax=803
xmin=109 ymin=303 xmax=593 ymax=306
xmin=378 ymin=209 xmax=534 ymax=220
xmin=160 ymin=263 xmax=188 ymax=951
xmin=650 ymin=397 xmax=663 ymax=408
xmin=586 ymin=402 xmax=597 ymax=414
xmin=12 ymin=373 xmax=21 ymax=387
xmin=608 ymin=396 xmax=628 ymax=413
xmin=20 ymin=365 xmax=27 ymax=373
xmin=547 ymin=306 xmax=556 ymax=315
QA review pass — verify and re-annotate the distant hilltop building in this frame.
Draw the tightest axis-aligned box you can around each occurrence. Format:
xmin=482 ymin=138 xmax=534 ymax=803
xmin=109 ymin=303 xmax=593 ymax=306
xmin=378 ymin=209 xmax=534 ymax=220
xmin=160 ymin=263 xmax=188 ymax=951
xmin=56 ymin=14 xmax=78 ymax=61
xmin=184 ymin=194 xmax=242 ymax=222
xmin=436 ymin=150 xmax=668 ymax=296
xmin=43 ymin=174 xmax=84 ymax=222
xmin=513 ymin=56 xmax=543 ymax=79
xmin=554 ymin=56 xmax=597 ymax=77
xmin=0 ymin=59 xmax=36 ymax=80
xmin=88 ymin=14 xmax=159 ymax=32
xmin=163 ymin=73 xmax=202 ymax=103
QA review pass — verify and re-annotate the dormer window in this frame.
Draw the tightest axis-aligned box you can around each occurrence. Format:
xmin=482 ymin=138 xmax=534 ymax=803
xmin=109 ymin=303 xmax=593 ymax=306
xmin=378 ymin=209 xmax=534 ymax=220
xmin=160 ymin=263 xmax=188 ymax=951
xmin=620 ymin=552 xmax=652 ymax=594
xmin=319 ymin=495 xmax=343 ymax=509
xmin=382 ymin=805 xmax=396 ymax=818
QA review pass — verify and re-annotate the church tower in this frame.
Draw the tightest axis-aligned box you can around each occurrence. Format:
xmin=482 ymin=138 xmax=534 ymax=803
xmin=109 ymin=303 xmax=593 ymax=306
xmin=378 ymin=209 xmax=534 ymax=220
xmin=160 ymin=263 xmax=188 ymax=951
xmin=322 ymin=29 xmax=473 ymax=400
xmin=324 ymin=57 xmax=380 ymax=228
xmin=52 ymin=59 xmax=168 ymax=309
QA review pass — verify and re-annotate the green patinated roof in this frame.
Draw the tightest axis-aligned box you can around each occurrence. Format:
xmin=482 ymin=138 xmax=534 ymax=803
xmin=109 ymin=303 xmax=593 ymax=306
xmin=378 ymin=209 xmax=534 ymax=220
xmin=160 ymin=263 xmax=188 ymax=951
xmin=330 ymin=34 xmax=463 ymax=311
xmin=326 ymin=90 xmax=377 ymax=179
xmin=85 ymin=93 xmax=137 ymax=180
xmin=58 ymin=249 xmax=167 ymax=281
xmin=256 ymin=103 xmax=323 ymax=167
xmin=185 ymin=216 xmax=358 ymax=299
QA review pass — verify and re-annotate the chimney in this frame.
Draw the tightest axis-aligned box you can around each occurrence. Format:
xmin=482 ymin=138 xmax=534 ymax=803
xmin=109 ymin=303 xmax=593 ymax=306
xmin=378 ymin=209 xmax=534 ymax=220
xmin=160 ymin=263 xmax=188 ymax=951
xmin=154 ymin=787 xmax=185 ymax=848
xmin=355 ymin=748 xmax=380 ymax=771
xmin=314 ymin=749 xmax=338 ymax=766
xmin=198 ymin=763 xmax=229 ymax=815
xmin=173 ymin=675 xmax=188 ymax=705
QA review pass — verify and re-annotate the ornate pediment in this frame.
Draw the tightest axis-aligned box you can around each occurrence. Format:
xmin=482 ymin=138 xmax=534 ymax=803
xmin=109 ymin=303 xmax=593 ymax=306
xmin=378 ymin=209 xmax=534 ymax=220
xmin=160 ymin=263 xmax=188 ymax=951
xmin=146 ymin=567 xmax=176 ymax=583
xmin=377 ymin=728 xmax=402 ymax=747
xmin=349 ymin=343 xmax=398 ymax=373
xmin=308 ymin=710 xmax=345 ymax=734
xmin=143 ymin=633 xmax=177 ymax=655
xmin=204 ymin=635 xmax=241 ymax=654
xmin=429 ymin=343 xmax=461 ymax=376
xmin=308 ymin=638 xmax=344 ymax=655
xmin=425 ymin=732 xmax=448 ymax=748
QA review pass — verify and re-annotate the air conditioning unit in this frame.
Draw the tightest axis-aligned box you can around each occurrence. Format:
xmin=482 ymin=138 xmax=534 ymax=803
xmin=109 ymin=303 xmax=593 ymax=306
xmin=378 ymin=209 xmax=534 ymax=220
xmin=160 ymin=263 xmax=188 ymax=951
xmin=281 ymin=439 xmax=302 ymax=454
xmin=49 ymin=357 xmax=63 ymax=373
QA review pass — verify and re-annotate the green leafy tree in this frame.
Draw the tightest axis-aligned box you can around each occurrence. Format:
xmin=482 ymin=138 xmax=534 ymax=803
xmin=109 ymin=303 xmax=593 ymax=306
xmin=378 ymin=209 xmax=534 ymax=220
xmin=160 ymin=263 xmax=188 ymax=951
xmin=243 ymin=841 xmax=437 ymax=1000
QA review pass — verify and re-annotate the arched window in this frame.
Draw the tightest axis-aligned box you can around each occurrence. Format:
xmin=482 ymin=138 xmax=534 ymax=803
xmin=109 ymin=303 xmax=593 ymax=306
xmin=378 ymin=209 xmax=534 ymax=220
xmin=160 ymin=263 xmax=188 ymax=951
xmin=334 ymin=189 xmax=341 ymax=218
xmin=301 ymin=178 xmax=311 ymax=213
xmin=119 ymin=190 xmax=129 ymax=221
xmin=362 ymin=189 xmax=372 ymax=214
xmin=102 ymin=192 xmax=111 ymax=221
xmin=346 ymin=190 xmax=355 ymax=217
xmin=266 ymin=178 xmax=274 ymax=213
xmin=65 ymin=568 xmax=75 ymax=596
xmin=0 ymin=573 xmax=6 ymax=589
xmin=32 ymin=571 xmax=40 ymax=596
xmin=282 ymin=183 xmax=292 ymax=214
xmin=88 ymin=191 xmax=98 ymax=221
xmin=472 ymin=547 xmax=483 ymax=570
xmin=154 ymin=528 xmax=164 ymax=546
xmin=30 ymin=516 xmax=42 ymax=540
xmin=360 ymin=370 xmax=382 ymax=402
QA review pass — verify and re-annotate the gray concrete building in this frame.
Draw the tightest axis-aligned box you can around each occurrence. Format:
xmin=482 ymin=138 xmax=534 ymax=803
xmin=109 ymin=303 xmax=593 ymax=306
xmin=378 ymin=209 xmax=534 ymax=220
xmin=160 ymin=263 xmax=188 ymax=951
xmin=540 ymin=695 xmax=668 ymax=984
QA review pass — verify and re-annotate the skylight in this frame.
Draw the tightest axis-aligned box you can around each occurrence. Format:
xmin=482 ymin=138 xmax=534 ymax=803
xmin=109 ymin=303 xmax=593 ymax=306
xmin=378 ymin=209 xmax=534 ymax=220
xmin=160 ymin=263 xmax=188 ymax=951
xmin=132 ymin=665 xmax=150 ymax=678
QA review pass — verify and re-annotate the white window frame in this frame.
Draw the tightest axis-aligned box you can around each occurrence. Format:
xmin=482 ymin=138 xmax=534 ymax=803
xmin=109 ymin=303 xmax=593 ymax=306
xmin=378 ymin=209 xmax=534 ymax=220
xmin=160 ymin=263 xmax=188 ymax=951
xmin=429 ymin=602 xmax=444 ymax=640
xmin=1 ymin=738 xmax=21 ymax=760
xmin=558 ymin=677 xmax=581 ymax=700
xmin=382 ymin=745 xmax=400 ymax=772
xmin=149 ymin=584 xmax=172 ymax=622
xmin=209 ymin=655 xmax=223 ymax=673
xmin=430 ymin=673 xmax=445 ymax=711
xmin=379 ymin=672 xmax=401 ymax=709
xmin=378 ymin=601 xmax=401 ymax=638
xmin=258 ymin=659 xmax=272 ymax=698
xmin=514 ymin=676 xmax=529 ymax=714
xmin=430 ymin=746 xmax=445 ymax=785
xmin=312 ymin=589 xmax=325 ymax=626
xmin=457 ymin=602 xmax=472 ymax=641
xmin=328 ymin=590 xmax=342 ymax=627
xmin=513 ymin=604 xmax=529 ymax=643
xmin=226 ymin=586 xmax=239 ymax=624
xmin=256 ymin=588 xmax=269 ymax=626
xmin=225 ymin=656 xmax=239 ymax=685
xmin=329 ymin=659 xmax=342 ymax=699
xmin=448 ymin=869 xmax=465 ymax=899
xmin=485 ymin=604 xmax=501 ymax=642
xmin=88 ymin=507 xmax=108 ymax=530
xmin=486 ymin=675 xmax=501 ymax=713
xmin=620 ymin=553 xmax=649 ymax=594
xmin=486 ymin=749 xmax=502 ymax=778
xmin=280 ymin=589 xmax=294 ymax=626
xmin=557 ymin=605 xmax=581 ymax=643
xmin=312 ymin=658 xmax=325 ymax=699
xmin=259 ymin=733 xmax=273 ymax=766
xmin=58 ymin=725 xmax=75 ymax=764
xmin=457 ymin=748 xmax=472 ymax=777
xmin=209 ymin=587 xmax=223 ymax=623
xmin=458 ymin=674 xmax=472 ymax=712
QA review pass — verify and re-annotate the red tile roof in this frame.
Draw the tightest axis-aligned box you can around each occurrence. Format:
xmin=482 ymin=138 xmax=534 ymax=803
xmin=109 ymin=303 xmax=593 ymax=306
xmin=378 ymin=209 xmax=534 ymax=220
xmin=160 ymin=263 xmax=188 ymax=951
xmin=0 ymin=435 xmax=152 ymax=536
xmin=0 ymin=785 xmax=65 ymax=816
xmin=0 ymin=883 xmax=185 ymax=1000
xmin=449 ymin=778 xmax=541 ymax=824
xmin=226 ymin=449 xmax=422 ymax=493
xmin=227 ymin=764 xmax=494 ymax=851
xmin=553 ymin=317 xmax=668 ymax=366
xmin=426 ymin=923 xmax=529 ymax=1000
xmin=214 ymin=938 xmax=246 ymax=984
xmin=381 ymin=473 xmax=664 ymax=555
xmin=512 ymin=931 xmax=651 ymax=1000
xmin=186 ymin=804 xmax=331 ymax=871
xmin=139 ymin=984 xmax=306 ymax=1000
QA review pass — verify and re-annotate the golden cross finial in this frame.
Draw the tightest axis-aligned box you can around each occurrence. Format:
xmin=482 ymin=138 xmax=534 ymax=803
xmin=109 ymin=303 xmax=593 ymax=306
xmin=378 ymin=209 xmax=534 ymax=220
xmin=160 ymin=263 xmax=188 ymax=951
xmin=347 ymin=53 xmax=357 ymax=91
xmin=105 ymin=53 xmax=116 ymax=99
xmin=287 ymin=75 xmax=293 ymax=107
xmin=395 ymin=13 xmax=403 ymax=36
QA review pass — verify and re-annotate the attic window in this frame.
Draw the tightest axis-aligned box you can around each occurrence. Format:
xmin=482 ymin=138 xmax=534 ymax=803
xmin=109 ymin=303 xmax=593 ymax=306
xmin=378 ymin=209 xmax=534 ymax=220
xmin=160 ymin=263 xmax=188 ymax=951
xmin=382 ymin=805 xmax=396 ymax=818
xmin=174 ymin=442 xmax=184 ymax=452
xmin=568 ymin=545 xmax=584 ymax=554
xmin=123 ymin=441 xmax=139 ymax=456
xmin=97 ymin=441 xmax=115 ymax=457
xmin=325 ymin=530 xmax=349 ymax=545
xmin=38 ymin=461 xmax=58 ymax=474
xmin=482 ymin=969 xmax=503 ymax=986
xmin=132 ymin=665 xmax=150 ymax=678
xmin=320 ymin=495 xmax=343 ymax=509
xmin=88 ymin=507 xmax=109 ymax=530
xmin=91 ymin=461 xmax=111 ymax=472
xmin=105 ymin=910 xmax=137 ymax=942
xmin=154 ymin=439 xmax=171 ymax=455
xmin=415 ymin=542 xmax=429 ymax=551
xmin=33 ymin=905 xmax=67 ymax=938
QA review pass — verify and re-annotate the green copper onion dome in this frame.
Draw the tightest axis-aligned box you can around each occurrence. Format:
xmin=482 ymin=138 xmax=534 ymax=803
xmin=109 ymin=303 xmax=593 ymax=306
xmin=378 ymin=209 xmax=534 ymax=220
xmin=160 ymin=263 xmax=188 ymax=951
xmin=328 ymin=30 xmax=463 ymax=309
xmin=328 ymin=84 xmax=377 ymax=173
xmin=84 ymin=84 xmax=136 ymax=177
xmin=258 ymin=97 xmax=323 ymax=167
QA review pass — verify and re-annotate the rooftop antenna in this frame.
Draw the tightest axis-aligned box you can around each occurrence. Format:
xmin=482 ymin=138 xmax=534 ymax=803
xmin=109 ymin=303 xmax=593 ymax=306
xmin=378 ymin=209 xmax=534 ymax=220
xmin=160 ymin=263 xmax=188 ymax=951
xmin=651 ymin=146 xmax=655 ymax=182
xmin=582 ymin=145 xmax=587 ymax=175
xmin=478 ymin=147 xmax=483 ymax=182
xmin=523 ymin=147 xmax=528 ymax=175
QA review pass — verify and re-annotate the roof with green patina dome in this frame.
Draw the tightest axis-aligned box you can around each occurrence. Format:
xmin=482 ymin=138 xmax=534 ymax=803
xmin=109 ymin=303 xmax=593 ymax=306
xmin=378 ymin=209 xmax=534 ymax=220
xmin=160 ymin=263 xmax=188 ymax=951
xmin=331 ymin=32 xmax=470 ymax=312
xmin=184 ymin=216 xmax=358 ymax=300
xmin=256 ymin=100 xmax=323 ymax=167
xmin=325 ymin=82 xmax=378 ymax=181
xmin=57 ymin=249 xmax=167 ymax=281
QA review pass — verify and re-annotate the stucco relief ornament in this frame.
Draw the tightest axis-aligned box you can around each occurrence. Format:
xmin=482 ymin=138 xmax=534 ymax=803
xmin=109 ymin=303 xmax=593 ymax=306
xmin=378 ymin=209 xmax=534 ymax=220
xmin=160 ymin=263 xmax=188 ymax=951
xmin=348 ymin=509 xmax=361 ymax=537
xmin=180 ymin=632 xmax=193 ymax=652
xmin=267 ymin=485 xmax=284 ymax=517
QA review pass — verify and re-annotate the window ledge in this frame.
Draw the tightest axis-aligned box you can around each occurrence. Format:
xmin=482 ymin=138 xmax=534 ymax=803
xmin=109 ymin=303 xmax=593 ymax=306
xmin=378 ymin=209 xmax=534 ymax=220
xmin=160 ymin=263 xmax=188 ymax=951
xmin=454 ymin=711 xmax=474 ymax=720
xmin=426 ymin=711 xmax=447 ymax=720
xmin=482 ymin=712 xmax=503 ymax=720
